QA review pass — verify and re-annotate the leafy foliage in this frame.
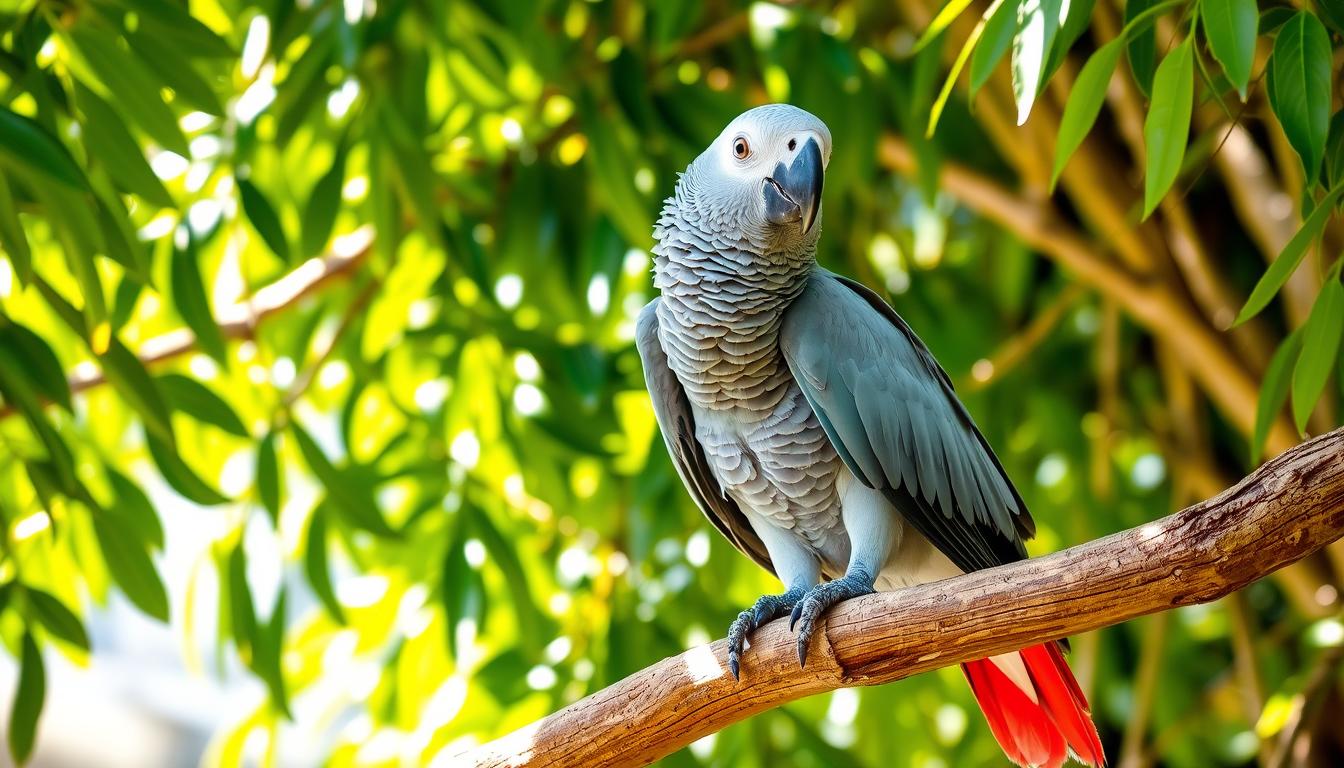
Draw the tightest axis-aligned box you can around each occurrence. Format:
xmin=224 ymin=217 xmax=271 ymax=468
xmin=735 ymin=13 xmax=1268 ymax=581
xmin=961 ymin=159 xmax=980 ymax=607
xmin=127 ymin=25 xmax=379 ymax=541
xmin=0 ymin=0 xmax=1341 ymax=766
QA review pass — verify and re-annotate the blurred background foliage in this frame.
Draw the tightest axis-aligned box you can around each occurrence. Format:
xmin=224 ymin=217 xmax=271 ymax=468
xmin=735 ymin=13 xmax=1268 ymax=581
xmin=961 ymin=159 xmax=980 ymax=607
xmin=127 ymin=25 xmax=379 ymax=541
xmin=0 ymin=0 xmax=1342 ymax=766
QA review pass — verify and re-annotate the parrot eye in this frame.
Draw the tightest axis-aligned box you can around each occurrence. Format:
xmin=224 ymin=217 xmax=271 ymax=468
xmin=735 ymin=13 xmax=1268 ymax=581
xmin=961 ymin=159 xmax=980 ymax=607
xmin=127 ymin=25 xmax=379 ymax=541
xmin=732 ymin=136 xmax=751 ymax=160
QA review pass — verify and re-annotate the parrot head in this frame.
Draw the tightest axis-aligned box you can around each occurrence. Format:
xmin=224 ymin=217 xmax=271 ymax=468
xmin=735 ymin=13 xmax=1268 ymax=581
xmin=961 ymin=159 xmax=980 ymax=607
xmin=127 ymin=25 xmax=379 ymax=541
xmin=685 ymin=104 xmax=832 ymax=251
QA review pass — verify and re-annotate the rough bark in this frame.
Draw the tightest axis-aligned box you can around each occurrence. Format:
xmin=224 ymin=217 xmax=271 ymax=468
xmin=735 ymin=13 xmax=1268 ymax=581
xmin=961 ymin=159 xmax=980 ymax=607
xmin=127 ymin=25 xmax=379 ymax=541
xmin=460 ymin=428 xmax=1344 ymax=768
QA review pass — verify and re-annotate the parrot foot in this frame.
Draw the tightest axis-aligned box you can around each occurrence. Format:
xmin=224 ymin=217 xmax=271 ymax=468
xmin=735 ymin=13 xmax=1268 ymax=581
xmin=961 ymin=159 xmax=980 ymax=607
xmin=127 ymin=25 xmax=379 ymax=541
xmin=726 ymin=587 xmax=806 ymax=680
xmin=789 ymin=574 xmax=874 ymax=668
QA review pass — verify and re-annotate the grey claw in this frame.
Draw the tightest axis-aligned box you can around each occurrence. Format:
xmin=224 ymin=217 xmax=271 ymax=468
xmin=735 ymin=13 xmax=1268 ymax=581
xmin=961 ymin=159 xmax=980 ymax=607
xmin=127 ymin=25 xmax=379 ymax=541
xmin=789 ymin=601 xmax=804 ymax=631
xmin=724 ymin=588 xmax=807 ymax=680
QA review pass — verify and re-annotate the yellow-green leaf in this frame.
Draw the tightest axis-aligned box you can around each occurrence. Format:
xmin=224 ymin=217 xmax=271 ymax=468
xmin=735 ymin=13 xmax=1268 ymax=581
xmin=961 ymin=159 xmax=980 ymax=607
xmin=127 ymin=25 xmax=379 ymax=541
xmin=157 ymin=373 xmax=248 ymax=437
xmin=170 ymin=239 xmax=229 ymax=366
xmin=1052 ymin=39 xmax=1123 ymax=187
xmin=237 ymin=179 xmax=292 ymax=263
xmin=1142 ymin=39 xmax=1193 ymax=218
xmin=1236 ymin=183 xmax=1344 ymax=324
xmin=1290 ymin=278 xmax=1343 ymax=432
xmin=26 ymin=588 xmax=90 ymax=652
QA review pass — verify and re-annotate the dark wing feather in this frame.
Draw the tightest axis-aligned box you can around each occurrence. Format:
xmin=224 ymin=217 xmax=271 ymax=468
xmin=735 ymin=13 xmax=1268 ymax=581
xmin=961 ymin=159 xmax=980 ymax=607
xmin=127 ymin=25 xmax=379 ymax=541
xmin=779 ymin=270 xmax=1033 ymax=574
xmin=635 ymin=299 xmax=774 ymax=574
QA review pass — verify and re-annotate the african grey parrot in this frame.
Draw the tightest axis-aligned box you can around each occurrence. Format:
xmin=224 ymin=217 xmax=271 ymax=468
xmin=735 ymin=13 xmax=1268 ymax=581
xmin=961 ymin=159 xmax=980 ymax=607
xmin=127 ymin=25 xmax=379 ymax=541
xmin=636 ymin=104 xmax=1104 ymax=768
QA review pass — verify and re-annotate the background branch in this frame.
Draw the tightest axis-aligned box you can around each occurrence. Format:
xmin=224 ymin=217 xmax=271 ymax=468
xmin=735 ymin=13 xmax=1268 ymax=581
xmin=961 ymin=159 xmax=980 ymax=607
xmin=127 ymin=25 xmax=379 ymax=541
xmin=0 ymin=227 xmax=373 ymax=421
xmin=460 ymin=428 xmax=1344 ymax=768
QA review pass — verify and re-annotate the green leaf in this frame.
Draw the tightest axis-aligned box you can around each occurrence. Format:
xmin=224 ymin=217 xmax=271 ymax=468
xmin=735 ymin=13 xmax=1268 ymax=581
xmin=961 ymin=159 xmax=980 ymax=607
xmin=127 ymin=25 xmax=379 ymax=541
xmin=65 ymin=25 xmax=190 ymax=156
xmin=93 ymin=511 xmax=169 ymax=621
xmin=0 ymin=108 xmax=86 ymax=190
xmin=170 ymin=238 xmax=229 ymax=366
xmin=145 ymin=432 xmax=229 ymax=505
xmin=302 ymin=145 xmax=347 ymax=258
xmin=970 ymin=0 xmax=1017 ymax=97
xmin=1052 ymin=39 xmax=1124 ymax=187
xmin=226 ymin=543 xmax=257 ymax=654
xmin=1125 ymin=0 xmax=1159 ymax=97
xmin=468 ymin=505 xmax=548 ymax=655
xmin=109 ymin=0 xmax=237 ymax=58
xmin=289 ymin=423 xmax=395 ymax=536
xmin=1291 ymin=278 xmax=1343 ymax=432
xmin=124 ymin=30 xmax=228 ymax=117
xmin=99 ymin=337 xmax=175 ymax=446
xmin=1142 ymin=39 xmax=1194 ymax=218
xmin=0 ymin=322 xmax=71 ymax=412
xmin=928 ymin=0 xmax=1005 ymax=137
xmin=1236 ymin=184 xmax=1344 ymax=323
xmin=1202 ymin=0 xmax=1257 ymax=100
xmin=26 ymin=588 xmax=90 ymax=651
xmin=1044 ymin=0 xmax=1096 ymax=83
xmin=915 ymin=0 xmax=978 ymax=52
xmin=253 ymin=588 xmax=291 ymax=717
xmin=106 ymin=467 xmax=164 ymax=550
xmin=1252 ymin=329 xmax=1302 ymax=464
xmin=73 ymin=84 xmax=173 ymax=208
xmin=257 ymin=432 xmax=282 ymax=525
xmin=157 ymin=373 xmax=248 ymax=437
xmin=1327 ymin=111 xmax=1344 ymax=190
xmin=1267 ymin=12 xmax=1332 ymax=183
xmin=1011 ymin=0 xmax=1063 ymax=124
xmin=0 ymin=173 xmax=32 ymax=283
xmin=8 ymin=632 xmax=44 ymax=765
xmin=237 ymin=179 xmax=292 ymax=263
xmin=303 ymin=504 xmax=346 ymax=623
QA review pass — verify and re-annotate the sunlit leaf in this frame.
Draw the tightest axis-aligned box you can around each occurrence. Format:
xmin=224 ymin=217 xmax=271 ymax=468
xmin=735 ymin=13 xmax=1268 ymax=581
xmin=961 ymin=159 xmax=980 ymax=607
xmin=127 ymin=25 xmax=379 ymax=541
xmin=1011 ymin=0 xmax=1063 ymax=124
xmin=915 ymin=0 xmax=978 ymax=52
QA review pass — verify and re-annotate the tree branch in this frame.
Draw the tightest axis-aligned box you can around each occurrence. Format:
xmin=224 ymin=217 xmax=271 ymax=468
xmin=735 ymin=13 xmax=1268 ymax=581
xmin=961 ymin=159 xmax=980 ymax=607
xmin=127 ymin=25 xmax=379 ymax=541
xmin=0 ymin=227 xmax=373 ymax=420
xmin=459 ymin=428 xmax=1344 ymax=768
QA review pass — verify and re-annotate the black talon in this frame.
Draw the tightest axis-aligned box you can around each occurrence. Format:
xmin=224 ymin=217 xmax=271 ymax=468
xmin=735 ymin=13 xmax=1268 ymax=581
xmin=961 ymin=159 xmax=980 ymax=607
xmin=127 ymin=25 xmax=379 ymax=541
xmin=790 ymin=575 xmax=876 ymax=668
xmin=724 ymin=587 xmax=806 ymax=680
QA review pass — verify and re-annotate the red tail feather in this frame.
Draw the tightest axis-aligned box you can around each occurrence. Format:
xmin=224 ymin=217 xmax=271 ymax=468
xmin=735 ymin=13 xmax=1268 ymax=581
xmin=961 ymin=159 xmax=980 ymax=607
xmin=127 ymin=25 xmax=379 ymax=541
xmin=962 ymin=644 xmax=1105 ymax=768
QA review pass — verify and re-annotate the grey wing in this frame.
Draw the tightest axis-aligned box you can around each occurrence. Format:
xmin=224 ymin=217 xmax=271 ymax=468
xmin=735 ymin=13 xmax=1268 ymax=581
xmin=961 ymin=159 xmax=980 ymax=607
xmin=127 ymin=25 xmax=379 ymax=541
xmin=635 ymin=299 xmax=774 ymax=575
xmin=779 ymin=271 xmax=1033 ymax=574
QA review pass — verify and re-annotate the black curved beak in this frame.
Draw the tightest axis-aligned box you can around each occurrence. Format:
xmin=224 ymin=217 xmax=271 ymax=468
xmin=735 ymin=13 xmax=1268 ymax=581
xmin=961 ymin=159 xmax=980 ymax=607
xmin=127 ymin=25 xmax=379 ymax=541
xmin=762 ymin=136 xmax=823 ymax=233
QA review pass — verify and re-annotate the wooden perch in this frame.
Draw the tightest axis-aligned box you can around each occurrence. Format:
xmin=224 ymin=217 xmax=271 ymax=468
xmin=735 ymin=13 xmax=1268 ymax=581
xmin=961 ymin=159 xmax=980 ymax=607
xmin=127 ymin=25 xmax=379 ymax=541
xmin=459 ymin=427 xmax=1344 ymax=768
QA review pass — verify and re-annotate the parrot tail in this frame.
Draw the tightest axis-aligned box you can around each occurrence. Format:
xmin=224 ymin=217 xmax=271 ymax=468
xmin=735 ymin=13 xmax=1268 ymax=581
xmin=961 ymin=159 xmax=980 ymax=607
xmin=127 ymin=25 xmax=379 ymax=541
xmin=961 ymin=643 xmax=1105 ymax=768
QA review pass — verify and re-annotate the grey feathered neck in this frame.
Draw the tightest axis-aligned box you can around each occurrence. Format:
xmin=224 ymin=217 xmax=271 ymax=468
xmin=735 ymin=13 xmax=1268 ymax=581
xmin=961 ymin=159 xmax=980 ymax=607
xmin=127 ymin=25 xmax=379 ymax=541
xmin=650 ymin=170 xmax=816 ymax=413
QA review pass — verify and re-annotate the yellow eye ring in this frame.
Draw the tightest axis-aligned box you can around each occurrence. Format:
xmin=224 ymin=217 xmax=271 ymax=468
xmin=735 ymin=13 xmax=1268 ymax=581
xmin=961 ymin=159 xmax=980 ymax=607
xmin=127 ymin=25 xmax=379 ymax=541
xmin=732 ymin=136 xmax=750 ymax=160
